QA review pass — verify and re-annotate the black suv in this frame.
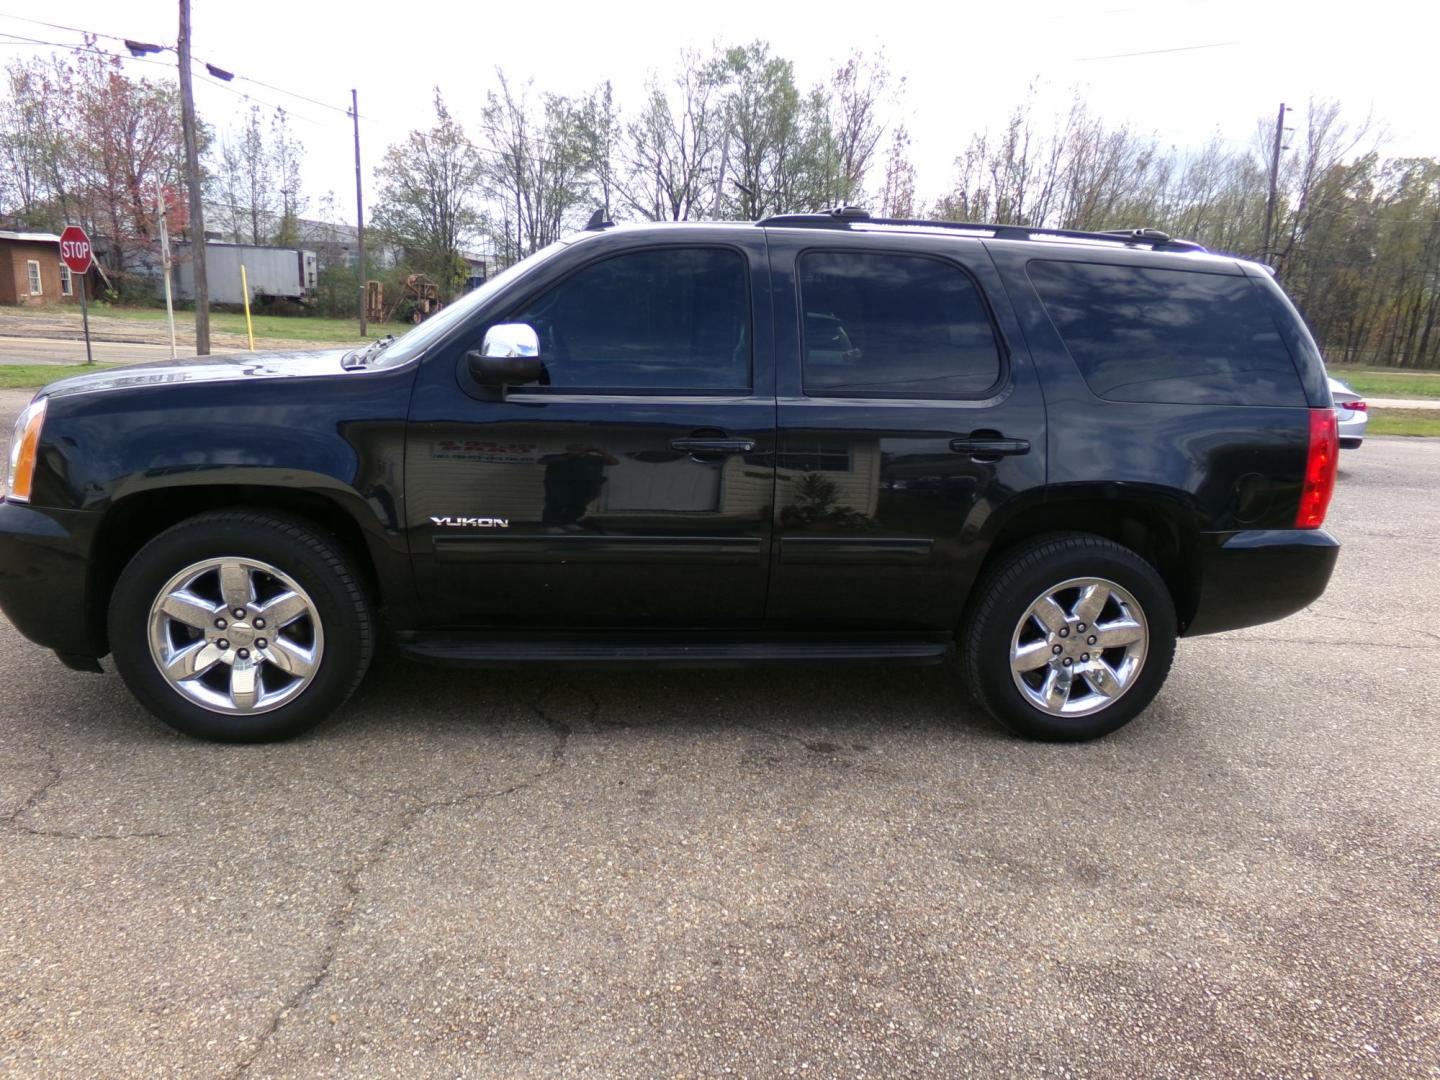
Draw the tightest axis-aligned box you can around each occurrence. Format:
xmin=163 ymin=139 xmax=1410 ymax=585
xmin=0 ymin=209 xmax=1340 ymax=743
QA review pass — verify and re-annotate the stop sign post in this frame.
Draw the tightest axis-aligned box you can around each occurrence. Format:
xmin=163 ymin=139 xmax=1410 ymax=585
xmin=58 ymin=226 xmax=94 ymax=366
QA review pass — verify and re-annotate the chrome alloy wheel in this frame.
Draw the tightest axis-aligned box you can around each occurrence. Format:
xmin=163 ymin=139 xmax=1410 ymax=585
xmin=1009 ymin=576 xmax=1148 ymax=718
xmin=147 ymin=557 xmax=325 ymax=715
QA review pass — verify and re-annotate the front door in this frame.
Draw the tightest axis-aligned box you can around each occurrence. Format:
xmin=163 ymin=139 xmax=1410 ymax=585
xmin=405 ymin=237 xmax=777 ymax=629
xmin=764 ymin=231 xmax=1047 ymax=630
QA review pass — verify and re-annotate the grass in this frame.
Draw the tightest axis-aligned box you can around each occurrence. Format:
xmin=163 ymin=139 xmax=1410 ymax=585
xmin=1328 ymin=367 xmax=1440 ymax=400
xmin=0 ymin=364 xmax=98 ymax=390
xmin=1367 ymin=408 xmax=1440 ymax=438
xmin=96 ymin=307 xmax=405 ymax=343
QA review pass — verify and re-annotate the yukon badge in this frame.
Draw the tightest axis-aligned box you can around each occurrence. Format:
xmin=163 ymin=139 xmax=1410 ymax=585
xmin=430 ymin=516 xmax=510 ymax=528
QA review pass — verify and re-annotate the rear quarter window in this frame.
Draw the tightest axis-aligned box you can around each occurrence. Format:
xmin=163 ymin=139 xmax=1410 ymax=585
xmin=799 ymin=251 xmax=1003 ymax=398
xmin=1026 ymin=260 xmax=1306 ymax=406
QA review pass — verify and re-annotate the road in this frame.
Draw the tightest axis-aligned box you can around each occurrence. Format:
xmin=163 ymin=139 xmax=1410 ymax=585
xmin=0 ymin=335 xmax=192 ymax=366
xmin=0 ymin=309 xmax=357 ymax=360
xmin=1 ymin=400 xmax=1436 ymax=1078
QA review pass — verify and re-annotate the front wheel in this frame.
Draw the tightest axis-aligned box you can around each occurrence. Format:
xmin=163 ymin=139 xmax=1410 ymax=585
xmin=962 ymin=534 xmax=1176 ymax=741
xmin=109 ymin=511 xmax=374 ymax=742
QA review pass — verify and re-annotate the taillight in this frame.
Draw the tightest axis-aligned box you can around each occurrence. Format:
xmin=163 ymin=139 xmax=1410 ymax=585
xmin=1342 ymin=400 xmax=1367 ymax=412
xmin=1296 ymin=407 xmax=1338 ymax=529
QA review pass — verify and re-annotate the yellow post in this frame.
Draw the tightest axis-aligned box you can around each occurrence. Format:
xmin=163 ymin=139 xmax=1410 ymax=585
xmin=240 ymin=263 xmax=255 ymax=351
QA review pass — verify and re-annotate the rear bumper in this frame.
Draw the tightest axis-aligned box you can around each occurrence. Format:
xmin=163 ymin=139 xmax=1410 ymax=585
xmin=1183 ymin=528 xmax=1339 ymax=636
xmin=1337 ymin=413 xmax=1367 ymax=447
xmin=0 ymin=501 xmax=103 ymax=657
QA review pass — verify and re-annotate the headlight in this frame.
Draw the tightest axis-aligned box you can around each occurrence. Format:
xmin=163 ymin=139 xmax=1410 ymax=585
xmin=4 ymin=396 xmax=47 ymax=504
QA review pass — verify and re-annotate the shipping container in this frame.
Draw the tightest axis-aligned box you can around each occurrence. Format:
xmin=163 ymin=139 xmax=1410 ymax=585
xmin=172 ymin=242 xmax=316 ymax=305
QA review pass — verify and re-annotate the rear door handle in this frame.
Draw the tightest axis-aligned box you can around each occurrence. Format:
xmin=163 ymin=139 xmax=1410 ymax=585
xmin=949 ymin=437 xmax=1030 ymax=457
xmin=670 ymin=437 xmax=756 ymax=456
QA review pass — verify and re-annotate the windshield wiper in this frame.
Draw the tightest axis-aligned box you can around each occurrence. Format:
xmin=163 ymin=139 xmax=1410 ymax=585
xmin=343 ymin=335 xmax=396 ymax=369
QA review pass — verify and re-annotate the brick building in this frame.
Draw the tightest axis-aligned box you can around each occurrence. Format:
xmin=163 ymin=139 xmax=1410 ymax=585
xmin=0 ymin=231 xmax=92 ymax=306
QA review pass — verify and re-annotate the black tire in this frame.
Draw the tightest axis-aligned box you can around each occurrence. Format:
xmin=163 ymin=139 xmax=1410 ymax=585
xmin=108 ymin=510 xmax=374 ymax=742
xmin=962 ymin=533 xmax=1177 ymax=741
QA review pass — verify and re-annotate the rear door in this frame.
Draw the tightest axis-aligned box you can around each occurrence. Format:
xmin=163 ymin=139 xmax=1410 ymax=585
xmin=405 ymin=234 xmax=777 ymax=629
xmin=764 ymin=229 xmax=1047 ymax=630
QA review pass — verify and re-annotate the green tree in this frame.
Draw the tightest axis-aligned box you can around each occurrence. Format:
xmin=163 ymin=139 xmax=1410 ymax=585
xmin=821 ymin=51 xmax=893 ymax=207
xmin=371 ymin=90 xmax=482 ymax=299
xmin=709 ymin=41 xmax=803 ymax=220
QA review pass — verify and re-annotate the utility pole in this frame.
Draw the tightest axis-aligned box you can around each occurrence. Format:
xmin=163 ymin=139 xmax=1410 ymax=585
xmin=1261 ymin=101 xmax=1288 ymax=264
xmin=177 ymin=0 xmax=210 ymax=354
xmin=351 ymin=89 xmax=366 ymax=336
xmin=157 ymin=186 xmax=177 ymax=359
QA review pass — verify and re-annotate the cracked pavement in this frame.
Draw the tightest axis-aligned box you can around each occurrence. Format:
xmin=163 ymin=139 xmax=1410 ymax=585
xmin=1 ymin=414 xmax=1437 ymax=1077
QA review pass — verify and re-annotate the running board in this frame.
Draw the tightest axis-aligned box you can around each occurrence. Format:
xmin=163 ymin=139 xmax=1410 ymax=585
xmin=395 ymin=632 xmax=952 ymax=670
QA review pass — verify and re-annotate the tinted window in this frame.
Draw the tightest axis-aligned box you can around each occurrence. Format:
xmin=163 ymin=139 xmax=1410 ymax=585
xmin=511 ymin=247 xmax=749 ymax=391
xmin=1027 ymin=260 xmax=1304 ymax=406
xmin=798 ymin=252 xmax=1002 ymax=397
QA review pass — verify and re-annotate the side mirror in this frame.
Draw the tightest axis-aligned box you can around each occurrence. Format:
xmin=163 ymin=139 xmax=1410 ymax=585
xmin=467 ymin=323 xmax=541 ymax=386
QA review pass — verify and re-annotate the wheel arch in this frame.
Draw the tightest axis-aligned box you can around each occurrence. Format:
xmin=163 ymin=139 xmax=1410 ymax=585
xmin=970 ymin=487 xmax=1201 ymax=633
xmin=87 ymin=483 xmax=399 ymax=656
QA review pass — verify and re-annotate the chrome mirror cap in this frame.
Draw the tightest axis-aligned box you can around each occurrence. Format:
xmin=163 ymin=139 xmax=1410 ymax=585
xmin=481 ymin=323 xmax=540 ymax=359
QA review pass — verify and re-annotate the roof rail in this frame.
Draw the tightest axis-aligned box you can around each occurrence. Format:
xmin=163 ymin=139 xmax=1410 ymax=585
xmin=756 ymin=207 xmax=1206 ymax=253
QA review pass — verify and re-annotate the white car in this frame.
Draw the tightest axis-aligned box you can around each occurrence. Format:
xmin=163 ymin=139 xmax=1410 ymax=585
xmin=1328 ymin=376 xmax=1368 ymax=449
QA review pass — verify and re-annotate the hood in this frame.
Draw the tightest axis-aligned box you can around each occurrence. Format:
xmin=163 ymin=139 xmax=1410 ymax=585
xmin=39 ymin=348 xmax=353 ymax=400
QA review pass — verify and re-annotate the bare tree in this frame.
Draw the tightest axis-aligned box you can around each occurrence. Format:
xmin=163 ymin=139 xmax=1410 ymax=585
xmin=0 ymin=57 xmax=74 ymax=228
xmin=271 ymin=108 xmax=306 ymax=246
xmin=825 ymin=51 xmax=892 ymax=206
xmin=579 ymin=81 xmax=621 ymax=219
xmin=617 ymin=53 xmax=724 ymax=221
xmin=877 ymin=125 xmax=916 ymax=218
xmin=479 ymin=71 xmax=593 ymax=262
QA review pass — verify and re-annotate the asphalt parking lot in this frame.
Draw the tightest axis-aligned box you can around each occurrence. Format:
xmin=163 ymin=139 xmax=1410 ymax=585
xmin=2 ymin=388 xmax=1436 ymax=1079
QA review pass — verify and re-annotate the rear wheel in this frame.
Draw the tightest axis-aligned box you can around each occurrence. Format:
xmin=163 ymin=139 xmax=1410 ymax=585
xmin=963 ymin=533 xmax=1176 ymax=741
xmin=109 ymin=511 xmax=373 ymax=742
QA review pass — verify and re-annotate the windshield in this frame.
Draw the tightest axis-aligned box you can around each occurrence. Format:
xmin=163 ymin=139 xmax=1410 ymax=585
xmin=365 ymin=241 xmax=569 ymax=368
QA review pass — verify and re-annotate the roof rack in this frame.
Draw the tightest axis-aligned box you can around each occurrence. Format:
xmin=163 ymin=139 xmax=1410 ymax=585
xmin=757 ymin=206 xmax=1206 ymax=253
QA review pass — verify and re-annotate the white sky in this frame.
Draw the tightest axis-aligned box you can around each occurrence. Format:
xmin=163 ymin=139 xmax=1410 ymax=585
xmin=2 ymin=0 xmax=1435 ymax=224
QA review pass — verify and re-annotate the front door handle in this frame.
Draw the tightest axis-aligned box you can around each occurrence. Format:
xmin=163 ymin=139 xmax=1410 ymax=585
xmin=670 ymin=437 xmax=756 ymax=456
xmin=949 ymin=436 xmax=1031 ymax=457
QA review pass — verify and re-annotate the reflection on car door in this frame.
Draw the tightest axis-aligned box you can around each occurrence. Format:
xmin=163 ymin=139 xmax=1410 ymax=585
xmin=765 ymin=232 xmax=1048 ymax=630
xmin=404 ymin=237 xmax=778 ymax=630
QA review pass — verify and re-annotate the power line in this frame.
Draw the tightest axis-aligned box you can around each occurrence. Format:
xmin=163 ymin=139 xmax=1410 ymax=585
xmin=1 ymin=28 xmax=580 ymax=172
xmin=0 ymin=13 xmax=357 ymax=125
xmin=1077 ymin=40 xmax=1240 ymax=62
xmin=223 ymin=70 xmax=352 ymax=118
xmin=1 ymin=12 xmax=591 ymax=162
xmin=0 ymin=11 xmax=130 ymax=44
xmin=194 ymin=70 xmax=331 ymax=128
xmin=0 ymin=31 xmax=174 ymax=70
xmin=1 ymin=18 xmax=589 ymax=170
xmin=2 ymin=30 xmax=340 ymax=129
xmin=0 ymin=30 xmax=84 ymax=48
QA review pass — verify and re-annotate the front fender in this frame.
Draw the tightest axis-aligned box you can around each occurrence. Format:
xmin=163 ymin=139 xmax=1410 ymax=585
xmin=28 ymin=367 xmax=414 ymax=525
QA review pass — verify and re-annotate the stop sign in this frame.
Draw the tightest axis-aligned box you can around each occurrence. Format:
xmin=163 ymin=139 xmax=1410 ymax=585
xmin=59 ymin=226 xmax=92 ymax=273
